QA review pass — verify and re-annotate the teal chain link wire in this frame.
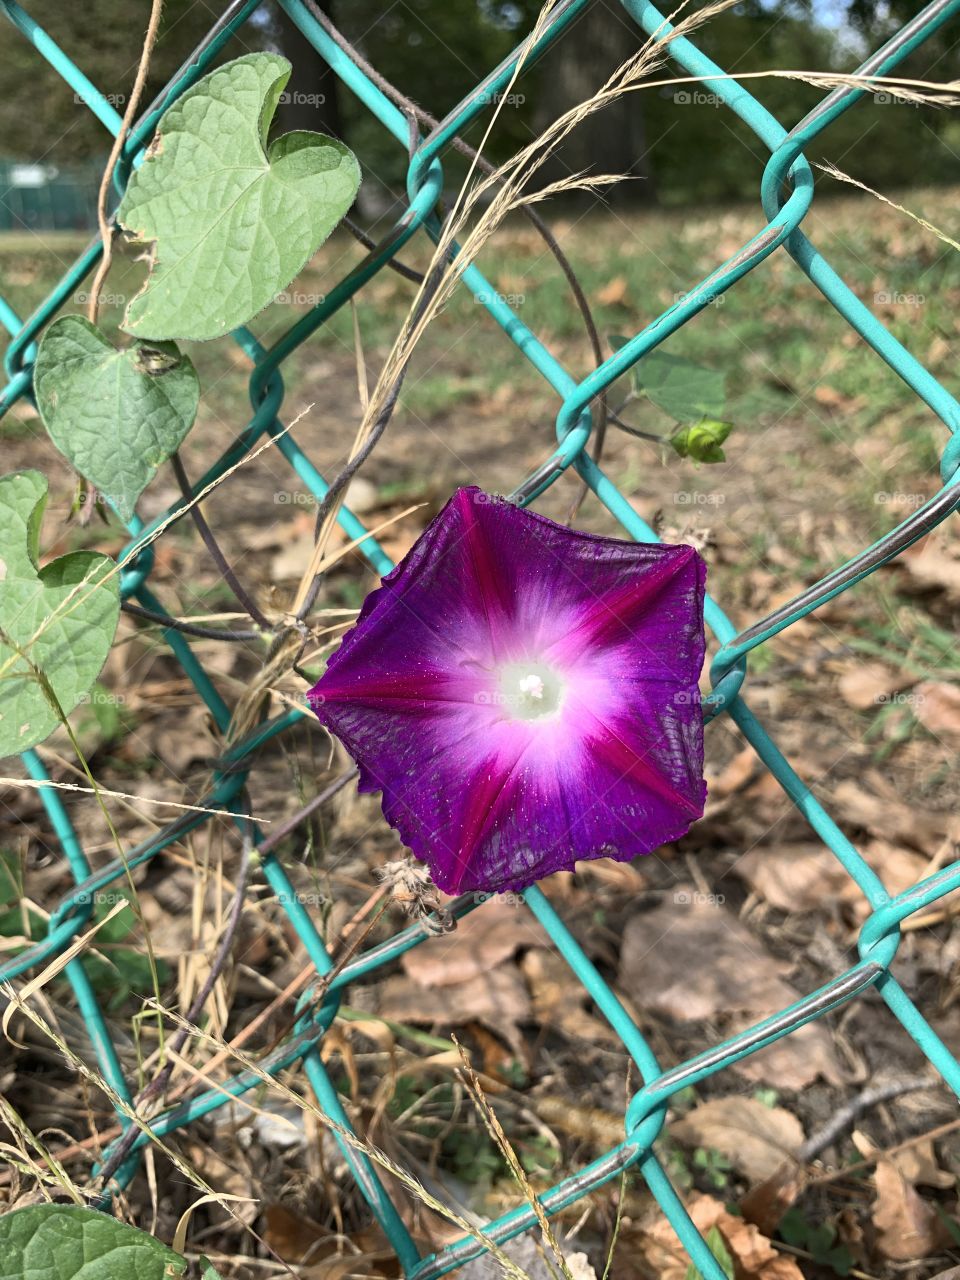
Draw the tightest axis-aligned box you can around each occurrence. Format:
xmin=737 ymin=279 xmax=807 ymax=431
xmin=2 ymin=1 xmax=960 ymax=1274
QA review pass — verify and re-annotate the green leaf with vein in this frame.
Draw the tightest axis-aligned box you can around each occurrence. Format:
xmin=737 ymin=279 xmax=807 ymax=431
xmin=0 ymin=471 xmax=119 ymax=760
xmin=0 ymin=1204 xmax=186 ymax=1280
xmin=639 ymin=352 xmax=726 ymax=423
xmin=34 ymin=316 xmax=199 ymax=521
xmin=611 ymin=337 xmax=727 ymax=423
xmin=118 ymin=52 xmax=361 ymax=341
xmin=685 ymin=1225 xmax=735 ymax=1280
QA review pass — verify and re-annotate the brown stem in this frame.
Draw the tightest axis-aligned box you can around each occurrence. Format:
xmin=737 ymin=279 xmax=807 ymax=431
xmin=86 ymin=0 xmax=165 ymax=327
xmin=257 ymin=769 xmax=357 ymax=856
xmin=121 ymin=600 xmax=262 ymax=642
xmin=170 ymin=452 xmax=272 ymax=630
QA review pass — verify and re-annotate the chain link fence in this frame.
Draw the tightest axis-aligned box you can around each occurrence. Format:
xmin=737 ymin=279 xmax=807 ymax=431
xmin=2 ymin=0 xmax=960 ymax=1275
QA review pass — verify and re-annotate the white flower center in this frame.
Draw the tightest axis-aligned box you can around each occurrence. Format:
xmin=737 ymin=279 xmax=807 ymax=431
xmin=497 ymin=661 xmax=565 ymax=722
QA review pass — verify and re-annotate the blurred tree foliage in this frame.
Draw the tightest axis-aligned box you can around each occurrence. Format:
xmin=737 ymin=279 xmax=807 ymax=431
xmin=0 ymin=0 xmax=216 ymax=161
xmin=1 ymin=0 xmax=958 ymax=206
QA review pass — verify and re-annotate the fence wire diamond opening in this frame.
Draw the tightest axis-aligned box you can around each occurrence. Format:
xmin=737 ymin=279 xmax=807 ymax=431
xmin=2 ymin=0 xmax=960 ymax=1276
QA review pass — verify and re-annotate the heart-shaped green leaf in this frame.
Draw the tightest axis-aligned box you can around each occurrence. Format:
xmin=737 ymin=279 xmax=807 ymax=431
xmin=0 ymin=1204 xmax=186 ymax=1280
xmin=118 ymin=52 xmax=361 ymax=341
xmin=34 ymin=316 xmax=199 ymax=522
xmin=611 ymin=338 xmax=727 ymax=424
xmin=0 ymin=471 xmax=119 ymax=760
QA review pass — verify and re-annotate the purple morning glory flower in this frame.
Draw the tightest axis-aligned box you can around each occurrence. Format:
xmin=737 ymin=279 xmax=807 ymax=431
xmin=308 ymin=488 xmax=707 ymax=894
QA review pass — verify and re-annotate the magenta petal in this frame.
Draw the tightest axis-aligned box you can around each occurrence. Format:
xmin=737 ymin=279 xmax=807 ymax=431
xmin=309 ymin=487 xmax=707 ymax=894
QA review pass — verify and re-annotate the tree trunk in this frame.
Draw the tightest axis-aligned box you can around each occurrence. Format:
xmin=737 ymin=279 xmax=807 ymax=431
xmin=533 ymin=0 xmax=657 ymax=207
xmin=274 ymin=2 xmax=344 ymax=141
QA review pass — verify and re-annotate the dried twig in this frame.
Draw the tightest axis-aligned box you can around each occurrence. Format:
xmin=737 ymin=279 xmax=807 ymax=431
xmin=171 ymin=453 xmax=272 ymax=630
xmin=800 ymin=1075 xmax=945 ymax=1165
xmin=120 ymin=600 xmax=262 ymax=642
xmin=87 ymin=0 xmax=164 ymax=326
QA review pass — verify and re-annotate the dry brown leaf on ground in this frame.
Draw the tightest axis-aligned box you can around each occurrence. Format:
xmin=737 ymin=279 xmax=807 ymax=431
xmin=377 ymin=965 xmax=531 ymax=1055
xmin=265 ymin=1207 xmax=395 ymax=1276
xmin=401 ymin=897 xmax=538 ymax=987
xmin=520 ymin=947 xmax=619 ymax=1043
xmin=596 ymin=274 xmax=629 ymax=306
xmin=813 ymin=385 xmax=865 ymax=413
xmin=853 ymin=1129 xmax=951 ymax=1261
xmin=635 ymin=1192 xmax=803 ymax=1280
xmin=573 ymin=857 xmax=648 ymax=892
xmin=740 ymin=1162 xmax=808 ymax=1237
xmin=271 ymin=527 xmax=335 ymax=580
xmin=894 ymin=1137 xmax=956 ymax=1190
xmin=618 ymin=897 xmax=844 ymax=1087
xmin=669 ymin=1096 xmax=804 ymax=1182
xmin=263 ymin=1203 xmax=336 ymax=1264
xmin=245 ymin=508 xmax=314 ymax=552
xmin=898 ymin=533 xmax=960 ymax=600
xmin=842 ymin=839 xmax=943 ymax=920
xmin=619 ymin=897 xmax=793 ymax=1021
xmin=871 ymin=1156 xmax=949 ymax=1261
xmin=735 ymin=844 xmax=846 ymax=912
xmin=184 ymin=1140 xmax=258 ymax=1226
xmin=831 ymin=778 xmax=949 ymax=853
xmin=706 ymin=746 xmax=758 ymax=799
xmin=134 ymin=702 xmax=216 ymax=774
xmin=837 ymin=662 xmax=905 ymax=710
xmin=737 ymin=838 xmax=954 ymax=923
xmin=914 ymin=681 xmax=960 ymax=745
xmin=734 ymin=1022 xmax=847 ymax=1090
xmin=839 ymin=836 xmax=959 ymax=923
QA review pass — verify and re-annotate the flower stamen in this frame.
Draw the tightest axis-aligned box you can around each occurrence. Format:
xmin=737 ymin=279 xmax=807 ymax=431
xmin=497 ymin=660 xmax=564 ymax=722
xmin=518 ymin=673 xmax=545 ymax=699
